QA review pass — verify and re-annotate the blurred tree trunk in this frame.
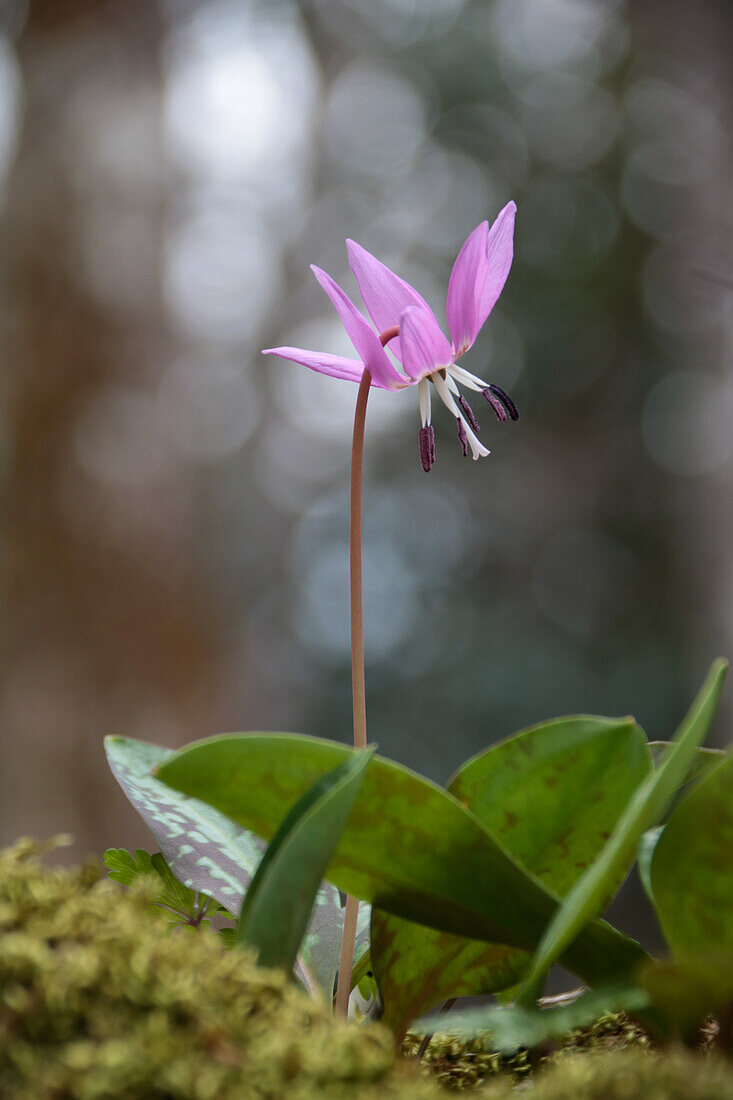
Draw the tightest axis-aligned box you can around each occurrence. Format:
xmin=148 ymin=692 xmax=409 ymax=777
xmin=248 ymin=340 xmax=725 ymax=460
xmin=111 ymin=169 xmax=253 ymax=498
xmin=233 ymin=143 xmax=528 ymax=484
xmin=630 ymin=0 xmax=733 ymax=740
xmin=1 ymin=0 xmax=214 ymax=858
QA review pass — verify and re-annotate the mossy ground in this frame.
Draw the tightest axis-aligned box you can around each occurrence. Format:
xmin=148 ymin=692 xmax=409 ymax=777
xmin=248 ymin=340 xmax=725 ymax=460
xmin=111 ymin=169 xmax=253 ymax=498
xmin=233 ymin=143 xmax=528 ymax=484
xmin=0 ymin=840 xmax=438 ymax=1100
xmin=404 ymin=1008 xmax=651 ymax=1090
xmin=1 ymin=841 xmax=731 ymax=1099
xmin=479 ymin=1049 xmax=733 ymax=1099
xmin=405 ymin=1009 xmax=733 ymax=1096
xmin=406 ymin=1024 xmax=733 ymax=1097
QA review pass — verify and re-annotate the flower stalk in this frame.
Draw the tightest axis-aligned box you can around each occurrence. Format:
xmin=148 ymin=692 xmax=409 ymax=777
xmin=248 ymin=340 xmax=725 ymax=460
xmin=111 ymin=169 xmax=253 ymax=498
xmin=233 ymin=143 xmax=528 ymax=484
xmin=334 ymin=324 xmax=398 ymax=1019
xmin=348 ymin=368 xmax=372 ymax=754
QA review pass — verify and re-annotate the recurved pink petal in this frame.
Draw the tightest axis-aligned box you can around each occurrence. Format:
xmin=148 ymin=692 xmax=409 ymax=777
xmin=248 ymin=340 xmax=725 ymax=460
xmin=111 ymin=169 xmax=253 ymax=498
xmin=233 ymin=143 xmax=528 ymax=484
xmin=311 ymin=266 xmax=407 ymax=390
xmin=476 ymin=201 xmax=516 ymax=334
xmin=446 ymin=220 xmax=489 ymax=357
xmin=261 ymin=346 xmax=390 ymax=389
xmin=346 ymin=239 xmax=432 ymax=339
xmin=399 ymin=306 xmax=454 ymax=381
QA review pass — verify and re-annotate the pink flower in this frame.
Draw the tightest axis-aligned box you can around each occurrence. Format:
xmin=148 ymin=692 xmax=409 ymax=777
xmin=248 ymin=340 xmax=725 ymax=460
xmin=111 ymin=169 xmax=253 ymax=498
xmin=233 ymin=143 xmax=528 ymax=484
xmin=263 ymin=202 xmax=518 ymax=471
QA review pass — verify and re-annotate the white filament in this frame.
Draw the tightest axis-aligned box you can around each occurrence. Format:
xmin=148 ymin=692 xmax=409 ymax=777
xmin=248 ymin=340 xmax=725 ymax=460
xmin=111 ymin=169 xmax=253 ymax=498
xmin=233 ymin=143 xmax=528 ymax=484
xmin=418 ymin=377 xmax=431 ymax=427
xmin=432 ymin=372 xmax=489 ymax=459
xmin=447 ymin=363 xmax=490 ymax=393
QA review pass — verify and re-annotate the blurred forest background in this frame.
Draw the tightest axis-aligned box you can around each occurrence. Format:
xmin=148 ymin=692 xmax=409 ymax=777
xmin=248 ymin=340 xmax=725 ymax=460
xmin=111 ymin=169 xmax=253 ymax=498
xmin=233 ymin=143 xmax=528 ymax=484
xmin=1 ymin=0 xmax=732 ymax=946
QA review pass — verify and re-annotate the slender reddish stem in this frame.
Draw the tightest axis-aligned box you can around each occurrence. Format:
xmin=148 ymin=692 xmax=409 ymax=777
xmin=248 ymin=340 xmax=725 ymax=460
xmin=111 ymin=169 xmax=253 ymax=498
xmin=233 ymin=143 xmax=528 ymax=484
xmin=334 ymin=325 xmax=398 ymax=1019
xmin=348 ymin=368 xmax=372 ymax=751
xmin=334 ymin=893 xmax=360 ymax=1017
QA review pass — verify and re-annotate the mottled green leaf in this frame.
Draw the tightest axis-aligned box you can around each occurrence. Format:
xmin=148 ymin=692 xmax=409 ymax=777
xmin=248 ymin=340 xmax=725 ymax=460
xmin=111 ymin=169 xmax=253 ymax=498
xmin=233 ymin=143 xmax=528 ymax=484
xmin=650 ymin=748 xmax=733 ymax=960
xmin=418 ymin=982 xmax=651 ymax=1053
xmin=104 ymin=735 xmax=359 ymax=996
xmin=450 ymin=716 xmax=652 ymax=889
xmin=238 ymin=750 xmax=372 ymax=973
xmin=105 ymin=737 xmax=264 ymax=911
xmin=298 ymin=892 xmax=371 ymax=1002
xmin=515 ymin=658 xmax=727 ymax=1005
xmin=371 ymin=921 xmax=525 ymax=1037
xmin=155 ymin=733 xmax=647 ymax=991
xmin=372 ymin=716 xmax=651 ymax=1036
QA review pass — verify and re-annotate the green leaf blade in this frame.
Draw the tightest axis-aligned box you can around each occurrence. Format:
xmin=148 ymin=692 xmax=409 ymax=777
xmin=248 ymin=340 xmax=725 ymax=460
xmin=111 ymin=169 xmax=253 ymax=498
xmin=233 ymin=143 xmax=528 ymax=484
xmin=515 ymin=658 xmax=728 ymax=1005
xmin=449 ymin=716 xmax=652 ymax=895
xmin=650 ymin=747 xmax=733 ymax=960
xmin=155 ymin=732 xmax=647 ymax=989
xmin=370 ymin=918 xmax=528 ymax=1036
xmin=237 ymin=749 xmax=373 ymax=973
xmin=639 ymin=957 xmax=733 ymax=1038
xmin=371 ymin=715 xmax=651 ymax=1036
xmin=103 ymin=847 xmax=155 ymax=888
xmin=103 ymin=847 xmax=223 ymax=927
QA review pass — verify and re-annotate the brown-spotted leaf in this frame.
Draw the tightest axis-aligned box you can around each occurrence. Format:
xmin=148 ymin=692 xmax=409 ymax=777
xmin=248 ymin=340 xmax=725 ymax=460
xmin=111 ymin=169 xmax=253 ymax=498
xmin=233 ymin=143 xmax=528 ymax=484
xmin=156 ymin=732 xmax=645 ymax=1000
xmin=372 ymin=716 xmax=651 ymax=1036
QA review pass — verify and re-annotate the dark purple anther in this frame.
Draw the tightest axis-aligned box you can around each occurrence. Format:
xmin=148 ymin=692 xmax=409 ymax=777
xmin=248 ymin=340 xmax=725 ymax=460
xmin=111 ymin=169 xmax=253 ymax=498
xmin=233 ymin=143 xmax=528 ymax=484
xmin=418 ymin=425 xmax=435 ymax=472
xmin=482 ymin=389 xmax=506 ymax=422
xmin=458 ymin=394 xmax=480 ymax=432
xmin=482 ymin=384 xmax=519 ymax=422
xmin=456 ymin=417 xmax=468 ymax=457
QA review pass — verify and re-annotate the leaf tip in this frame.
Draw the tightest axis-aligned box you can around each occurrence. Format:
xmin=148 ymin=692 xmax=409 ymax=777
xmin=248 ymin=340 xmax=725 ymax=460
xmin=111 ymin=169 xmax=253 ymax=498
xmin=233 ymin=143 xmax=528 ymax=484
xmin=703 ymin=657 xmax=729 ymax=701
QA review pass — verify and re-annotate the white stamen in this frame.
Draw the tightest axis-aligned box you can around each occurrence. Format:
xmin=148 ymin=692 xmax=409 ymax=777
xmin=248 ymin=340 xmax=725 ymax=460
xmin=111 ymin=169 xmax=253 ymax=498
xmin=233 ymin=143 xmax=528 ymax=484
xmin=445 ymin=373 xmax=460 ymax=395
xmin=447 ymin=363 xmax=491 ymax=393
xmin=432 ymin=373 xmax=490 ymax=460
xmin=418 ymin=377 xmax=431 ymax=427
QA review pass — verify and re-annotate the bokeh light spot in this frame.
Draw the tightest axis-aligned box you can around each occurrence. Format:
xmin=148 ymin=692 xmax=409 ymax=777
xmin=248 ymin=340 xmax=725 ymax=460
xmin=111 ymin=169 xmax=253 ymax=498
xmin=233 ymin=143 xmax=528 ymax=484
xmin=642 ymin=371 xmax=733 ymax=476
xmin=533 ymin=528 xmax=637 ymax=637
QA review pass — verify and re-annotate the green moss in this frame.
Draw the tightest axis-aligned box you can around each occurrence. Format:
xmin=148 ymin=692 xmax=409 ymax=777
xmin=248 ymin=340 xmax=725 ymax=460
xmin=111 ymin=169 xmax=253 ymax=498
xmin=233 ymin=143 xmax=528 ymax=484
xmin=404 ymin=1009 xmax=651 ymax=1090
xmin=3 ymin=843 xmax=731 ymax=1099
xmin=480 ymin=1049 xmax=733 ymax=1099
xmin=0 ymin=841 xmax=439 ymax=1100
xmin=405 ymin=1015 xmax=732 ymax=1096
xmin=402 ymin=1033 xmax=529 ymax=1090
